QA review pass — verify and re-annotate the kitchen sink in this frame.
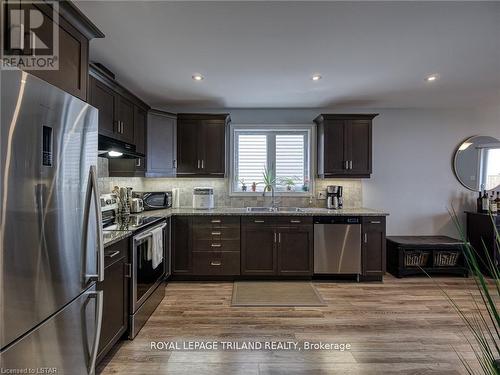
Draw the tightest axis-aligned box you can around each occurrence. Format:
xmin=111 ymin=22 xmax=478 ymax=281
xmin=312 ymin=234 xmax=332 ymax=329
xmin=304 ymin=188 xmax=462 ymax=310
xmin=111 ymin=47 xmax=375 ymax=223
xmin=246 ymin=207 xmax=275 ymax=212
xmin=276 ymin=207 xmax=304 ymax=212
xmin=245 ymin=207 xmax=304 ymax=213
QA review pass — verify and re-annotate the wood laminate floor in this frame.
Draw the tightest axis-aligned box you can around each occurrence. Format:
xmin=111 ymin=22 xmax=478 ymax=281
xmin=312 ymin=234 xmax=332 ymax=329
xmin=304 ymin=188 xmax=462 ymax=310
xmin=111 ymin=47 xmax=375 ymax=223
xmin=97 ymin=275 xmax=489 ymax=375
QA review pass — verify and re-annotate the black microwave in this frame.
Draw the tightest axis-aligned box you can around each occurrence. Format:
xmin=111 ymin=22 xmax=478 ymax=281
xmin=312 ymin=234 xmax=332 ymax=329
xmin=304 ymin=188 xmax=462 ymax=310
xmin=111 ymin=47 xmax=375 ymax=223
xmin=132 ymin=191 xmax=172 ymax=210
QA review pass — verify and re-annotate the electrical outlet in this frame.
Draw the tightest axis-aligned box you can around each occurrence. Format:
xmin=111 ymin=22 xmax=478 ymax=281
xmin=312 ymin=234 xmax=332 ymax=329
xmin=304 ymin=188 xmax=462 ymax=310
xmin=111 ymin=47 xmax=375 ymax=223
xmin=317 ymin=191 xmax=326 ymax=200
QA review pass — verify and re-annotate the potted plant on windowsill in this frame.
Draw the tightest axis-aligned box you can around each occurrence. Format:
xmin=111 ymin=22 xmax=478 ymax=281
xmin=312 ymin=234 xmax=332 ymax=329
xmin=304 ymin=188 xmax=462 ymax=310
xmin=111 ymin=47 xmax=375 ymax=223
xmin=262 ymin=167 xmax=275 ymax=192
xmin=280 ymin=177 xmax=299 ymax=192
xmin=238 ymin=177 xmax=247 ymax=192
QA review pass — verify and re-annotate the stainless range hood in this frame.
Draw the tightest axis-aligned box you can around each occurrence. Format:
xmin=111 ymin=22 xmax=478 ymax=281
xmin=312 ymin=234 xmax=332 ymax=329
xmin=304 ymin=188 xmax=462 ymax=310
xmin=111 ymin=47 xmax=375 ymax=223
xmin=98 ymin=135 xmax=145 ymax=159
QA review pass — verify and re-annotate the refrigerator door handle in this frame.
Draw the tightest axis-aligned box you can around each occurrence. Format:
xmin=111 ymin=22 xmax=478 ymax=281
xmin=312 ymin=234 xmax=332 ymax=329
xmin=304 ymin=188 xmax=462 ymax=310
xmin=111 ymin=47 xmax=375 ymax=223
xmin=85 ymin=166 xmax=104 ymax=283
xmin=87 ymin=290 xmax=104 ymax=375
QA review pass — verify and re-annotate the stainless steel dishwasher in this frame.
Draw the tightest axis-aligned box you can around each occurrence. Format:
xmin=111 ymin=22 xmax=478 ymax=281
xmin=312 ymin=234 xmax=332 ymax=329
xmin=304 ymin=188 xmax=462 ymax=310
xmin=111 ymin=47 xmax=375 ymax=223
xmin=314 ymin=216 xmax=362 ymax=276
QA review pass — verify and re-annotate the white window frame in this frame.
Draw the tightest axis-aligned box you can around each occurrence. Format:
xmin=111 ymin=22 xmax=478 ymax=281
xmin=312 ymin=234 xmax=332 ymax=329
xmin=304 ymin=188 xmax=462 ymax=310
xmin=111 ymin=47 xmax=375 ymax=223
xmin=229 ymin=124 xmax=315 ymax=197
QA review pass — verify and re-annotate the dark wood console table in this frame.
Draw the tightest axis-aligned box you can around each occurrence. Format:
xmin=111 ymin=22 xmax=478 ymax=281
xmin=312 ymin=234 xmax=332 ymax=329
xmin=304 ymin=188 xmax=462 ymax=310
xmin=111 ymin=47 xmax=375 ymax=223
xmin=387 ymin=236 xmax=468 ymax=278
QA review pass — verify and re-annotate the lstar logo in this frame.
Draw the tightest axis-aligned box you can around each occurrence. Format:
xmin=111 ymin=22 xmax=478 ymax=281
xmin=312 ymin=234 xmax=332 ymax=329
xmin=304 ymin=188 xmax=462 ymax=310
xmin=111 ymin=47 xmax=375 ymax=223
xmin=1 ymin=0 xmax=59 ymax=70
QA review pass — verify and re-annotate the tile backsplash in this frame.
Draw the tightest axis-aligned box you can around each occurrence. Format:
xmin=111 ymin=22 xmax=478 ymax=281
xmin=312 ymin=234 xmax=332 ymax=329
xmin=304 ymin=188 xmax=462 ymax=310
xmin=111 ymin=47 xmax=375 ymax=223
xmin=98 ymin=174 xmax=362 ymax=209
xmin=98 ymin=154 xmax=362 ymax=208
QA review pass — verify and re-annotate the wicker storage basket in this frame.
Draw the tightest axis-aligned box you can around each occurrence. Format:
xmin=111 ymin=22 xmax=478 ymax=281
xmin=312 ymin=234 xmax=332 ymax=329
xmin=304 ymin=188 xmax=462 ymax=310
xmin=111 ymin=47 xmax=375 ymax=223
xmin=404 ymin=250 xmax=430 ymax=267
xmin=434 ymin=251 xmax=460 ymax=267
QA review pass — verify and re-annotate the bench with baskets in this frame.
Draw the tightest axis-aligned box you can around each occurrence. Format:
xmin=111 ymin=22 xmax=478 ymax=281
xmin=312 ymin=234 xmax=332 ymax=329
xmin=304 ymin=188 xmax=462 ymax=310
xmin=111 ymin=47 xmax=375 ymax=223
xmin=387 ymin=236 xmax=468 ymax=278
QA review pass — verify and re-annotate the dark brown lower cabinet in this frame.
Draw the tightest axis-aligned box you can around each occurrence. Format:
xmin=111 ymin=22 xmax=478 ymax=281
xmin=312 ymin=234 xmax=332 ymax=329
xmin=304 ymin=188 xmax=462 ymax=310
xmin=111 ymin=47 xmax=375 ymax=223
xmin=193 ymin=251 xmax=240 ymax=275
xmin=97 ymin=239 xmax=129 ymax=364
xmin=172 ymin=216 xmax=193 ymax=274
xmin=361 ymin=217 xmax=386 ymax=281
xmin=241 ymin=217 xmax=313 ymax=276
xmin=277 ymin=225 xmax=314 ymax=276
xmin=241 ymin=223 xmax=277 ymax=275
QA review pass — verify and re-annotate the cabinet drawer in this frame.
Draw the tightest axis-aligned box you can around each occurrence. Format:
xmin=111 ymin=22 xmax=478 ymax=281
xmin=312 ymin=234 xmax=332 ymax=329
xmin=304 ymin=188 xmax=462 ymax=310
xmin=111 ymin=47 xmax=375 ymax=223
xmin=241 ymin=216 xmax=276 ymax=225
xmin=362 ymin=217 xmax=386 ymax=229
xmin=104 ymin=239 xmax=127 ymax=268
xmin=193 ymin=239 xmax=240 ymax=252
xmin=193 ymin=216 xmax=240 ymax=226
xmin=193 ymin=227 xmax=240 ymax=240
xmin=274 ymin=216 xmax=313 ymax=225
xmin=193 ymin=251 xmax=240 ymax=275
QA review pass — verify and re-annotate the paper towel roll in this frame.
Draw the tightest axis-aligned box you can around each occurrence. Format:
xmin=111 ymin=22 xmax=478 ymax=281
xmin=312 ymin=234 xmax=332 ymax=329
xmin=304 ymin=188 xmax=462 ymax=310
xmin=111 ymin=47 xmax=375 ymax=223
xmin=172 ymin=188 xmax=180 ymax=208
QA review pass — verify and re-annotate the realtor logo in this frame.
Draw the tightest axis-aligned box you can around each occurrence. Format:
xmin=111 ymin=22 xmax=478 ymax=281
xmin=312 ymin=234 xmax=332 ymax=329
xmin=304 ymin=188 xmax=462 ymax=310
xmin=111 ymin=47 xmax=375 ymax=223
xmin=1 ymin=0 xmax=59 ymax=70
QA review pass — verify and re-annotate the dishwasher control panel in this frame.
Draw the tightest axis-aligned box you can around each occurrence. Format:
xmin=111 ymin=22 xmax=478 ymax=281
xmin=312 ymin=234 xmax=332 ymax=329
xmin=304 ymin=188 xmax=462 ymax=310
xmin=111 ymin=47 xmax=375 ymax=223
xmin=313 ymin=216 xmax=360 ymax=225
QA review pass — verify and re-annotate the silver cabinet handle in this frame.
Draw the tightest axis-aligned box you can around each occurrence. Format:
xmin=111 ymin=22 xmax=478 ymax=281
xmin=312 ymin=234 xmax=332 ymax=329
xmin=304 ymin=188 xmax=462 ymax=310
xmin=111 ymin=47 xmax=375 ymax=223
xmin=349 ymin=160 xmax=353 ymax=170
xmin=211 ymin=231 xmax=221 ymax=236
xmin=211 ymin=243 xmax=222 ymax=248
xmin=290 ymin=220 xmax=301 ymax=224
xmin=370 ymin=221 xmax=381 ymax=224
xmin=274 ymin=232 xmax=277 ymax=243
xmin=124 ymin=263 xmax=132 ymax=278
xmin=85 ymin=166 xmax=104 ymax=283
xmin=278 ymin=233 xmax=281 ymax=243
xmin=105 ymin=250 xmax=120 ymax=258
xmin=211 ymin=219 xmax=221 ymax=224
xmin=364 ymin=233 xmax=368 ymax=243
xmin=344 ymin=161 xmax=349 ymax=170
xmin=210 ymin=261 xmax=222 ymax=266
xmin=87 ymin=290 xmax=103 ymax=375
xmin=201 ymin=159 xmax=205 ymax=169
xmin=136 ymin=158 xmax=141 ymax=167
xmin=197 ymin=160 xmax=201 ymax=169
xmin=254 ymin=220 xmax=265 ymax=223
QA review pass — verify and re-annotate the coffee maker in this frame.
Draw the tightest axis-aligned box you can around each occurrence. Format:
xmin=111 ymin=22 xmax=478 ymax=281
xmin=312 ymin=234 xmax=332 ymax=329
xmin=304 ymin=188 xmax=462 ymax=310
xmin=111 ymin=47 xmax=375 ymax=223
xmin=326 ymin=185 xmax=343 ymax=209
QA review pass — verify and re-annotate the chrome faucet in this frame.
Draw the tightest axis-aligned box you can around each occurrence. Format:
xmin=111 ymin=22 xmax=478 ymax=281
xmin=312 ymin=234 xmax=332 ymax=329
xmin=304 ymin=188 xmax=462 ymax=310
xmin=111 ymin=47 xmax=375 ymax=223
xmin=263 ymin=185 xmax=279 ymax=210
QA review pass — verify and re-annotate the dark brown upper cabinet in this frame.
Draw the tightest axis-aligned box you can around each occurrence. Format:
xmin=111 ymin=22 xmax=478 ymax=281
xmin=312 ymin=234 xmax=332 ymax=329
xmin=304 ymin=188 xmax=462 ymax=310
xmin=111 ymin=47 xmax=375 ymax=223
xmin=89 ymin=65 xmax=149 ymax=145
xmin=89 ymin=76 xmax=116 ymax=138
xmin=147 ymin=111 xmax=177 ymax=177
xmin=315 ymin=114 xmax=378 ymax=178
xmin=89 ymin=64 xmax=150 ymax=177
xmin=115 ymin=94 xmax=135 ymax=144
xmin=134 ymin=106 xmax=147 ymax=174
xmin=8 ymin=1 xmax=104 ymax=101
xmin=176 ymin=114 xmax=230 ymax=177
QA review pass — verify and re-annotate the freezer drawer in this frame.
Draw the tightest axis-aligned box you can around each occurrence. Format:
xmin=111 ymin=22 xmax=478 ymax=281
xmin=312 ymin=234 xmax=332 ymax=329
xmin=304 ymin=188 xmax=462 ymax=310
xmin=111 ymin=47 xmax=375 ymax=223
xmin=314 ymin=223 xmax=362 ymax=274
xmin=0 ymin=285 xmax=103 ymax=375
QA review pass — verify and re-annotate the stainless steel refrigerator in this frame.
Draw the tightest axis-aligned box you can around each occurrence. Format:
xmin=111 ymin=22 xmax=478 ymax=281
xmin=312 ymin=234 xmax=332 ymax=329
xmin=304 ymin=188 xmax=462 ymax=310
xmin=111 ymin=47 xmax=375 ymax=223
xmin=0 ymin=68 xmax=104 ymax=375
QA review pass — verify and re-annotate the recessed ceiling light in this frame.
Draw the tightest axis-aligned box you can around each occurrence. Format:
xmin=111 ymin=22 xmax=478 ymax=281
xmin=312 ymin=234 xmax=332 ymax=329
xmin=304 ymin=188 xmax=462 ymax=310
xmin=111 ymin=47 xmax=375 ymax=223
xmin=425 ymin=74 xmax=439 ymax=82
xmin=192 ymin=73 xmax=204 ymax=81
xmin=311 ymin=74 xmax=322 ymax=81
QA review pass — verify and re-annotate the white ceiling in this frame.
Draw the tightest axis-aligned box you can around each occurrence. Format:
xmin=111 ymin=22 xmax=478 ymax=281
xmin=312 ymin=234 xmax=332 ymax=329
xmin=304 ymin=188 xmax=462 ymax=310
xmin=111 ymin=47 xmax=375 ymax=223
xmin=76 ymin=1 xmax=500 ymax=109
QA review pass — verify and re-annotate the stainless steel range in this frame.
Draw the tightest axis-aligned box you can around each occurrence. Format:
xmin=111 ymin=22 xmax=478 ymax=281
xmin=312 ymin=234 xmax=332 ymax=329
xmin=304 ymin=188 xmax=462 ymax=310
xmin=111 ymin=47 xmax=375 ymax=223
xmin=100 ymin=194 xmax=170 ymax=339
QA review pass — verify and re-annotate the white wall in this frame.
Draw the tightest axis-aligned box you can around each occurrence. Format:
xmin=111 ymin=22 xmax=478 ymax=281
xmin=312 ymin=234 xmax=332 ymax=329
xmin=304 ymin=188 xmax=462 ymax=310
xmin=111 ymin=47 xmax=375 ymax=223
xmin=164 ymin=105 xmax=500 ymax=236
xmin=363 ymin=105 xmax=500 ymax=236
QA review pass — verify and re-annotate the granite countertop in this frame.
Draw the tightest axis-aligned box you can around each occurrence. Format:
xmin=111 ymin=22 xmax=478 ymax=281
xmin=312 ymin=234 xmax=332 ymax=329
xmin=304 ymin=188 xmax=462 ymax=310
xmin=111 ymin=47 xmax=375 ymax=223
xmin=103 ymin=229 xmax=133 ymax=247
xmin=104 ymin=207 xmax=389 ymax=247
xmin=142 ymin=207 xmax=389 ymax=217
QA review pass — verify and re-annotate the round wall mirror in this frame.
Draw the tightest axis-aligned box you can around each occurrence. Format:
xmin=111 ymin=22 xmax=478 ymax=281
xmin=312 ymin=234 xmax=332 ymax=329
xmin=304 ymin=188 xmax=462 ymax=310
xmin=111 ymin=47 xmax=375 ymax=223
xmin=454 ymin=136 xmax=500 ymax=191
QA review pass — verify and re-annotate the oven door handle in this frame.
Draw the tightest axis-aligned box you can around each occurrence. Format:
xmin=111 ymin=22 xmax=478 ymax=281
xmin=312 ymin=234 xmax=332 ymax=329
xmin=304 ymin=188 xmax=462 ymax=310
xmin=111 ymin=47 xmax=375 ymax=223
xmin=133 ymin=222 xmax=167 ymax=242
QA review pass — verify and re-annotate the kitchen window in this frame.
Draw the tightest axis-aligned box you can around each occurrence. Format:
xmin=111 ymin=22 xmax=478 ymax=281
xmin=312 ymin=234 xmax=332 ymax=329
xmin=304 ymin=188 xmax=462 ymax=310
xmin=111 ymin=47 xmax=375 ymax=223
xmin=230 ymin=125 xmax=313 ymax=195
